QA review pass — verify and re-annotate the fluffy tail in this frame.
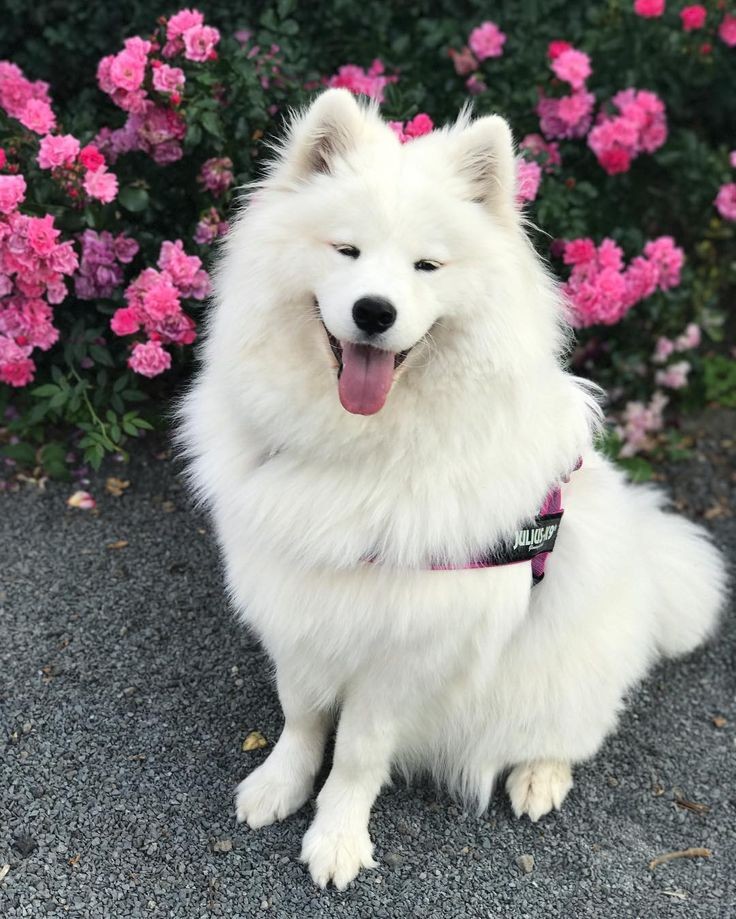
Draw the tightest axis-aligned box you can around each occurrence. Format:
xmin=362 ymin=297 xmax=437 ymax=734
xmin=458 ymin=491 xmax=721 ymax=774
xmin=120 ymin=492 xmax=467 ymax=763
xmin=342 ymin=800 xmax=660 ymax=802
xmin=643 ymin=502 xmax=728 ymax=658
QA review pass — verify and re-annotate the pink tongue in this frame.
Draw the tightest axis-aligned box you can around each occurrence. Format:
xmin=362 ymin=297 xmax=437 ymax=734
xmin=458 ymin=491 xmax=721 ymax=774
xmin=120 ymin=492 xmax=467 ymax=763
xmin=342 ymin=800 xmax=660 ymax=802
xmin=338 ymin=342 xmax=396 ymax=415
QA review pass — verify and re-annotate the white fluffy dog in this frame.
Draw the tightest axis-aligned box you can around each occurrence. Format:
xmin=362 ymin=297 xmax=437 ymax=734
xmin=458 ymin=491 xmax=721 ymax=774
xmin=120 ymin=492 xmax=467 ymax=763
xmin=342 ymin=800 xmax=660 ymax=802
xmin=180 ymin=89 xmax=726 ymax=889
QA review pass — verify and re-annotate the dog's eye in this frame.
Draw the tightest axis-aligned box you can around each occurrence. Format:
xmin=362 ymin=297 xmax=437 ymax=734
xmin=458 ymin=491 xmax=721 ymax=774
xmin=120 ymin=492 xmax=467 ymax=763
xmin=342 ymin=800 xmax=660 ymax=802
xmin=414 ymin=259 xmax=441 ymax=272
xmin=334 ymin=244 xmax=360 ymax=259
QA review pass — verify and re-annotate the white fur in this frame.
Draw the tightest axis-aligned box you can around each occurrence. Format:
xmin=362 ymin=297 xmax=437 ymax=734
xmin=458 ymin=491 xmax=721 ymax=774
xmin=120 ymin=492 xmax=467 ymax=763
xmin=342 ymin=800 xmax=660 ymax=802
xmin=178 ymin=90 xmax=727 ymax=889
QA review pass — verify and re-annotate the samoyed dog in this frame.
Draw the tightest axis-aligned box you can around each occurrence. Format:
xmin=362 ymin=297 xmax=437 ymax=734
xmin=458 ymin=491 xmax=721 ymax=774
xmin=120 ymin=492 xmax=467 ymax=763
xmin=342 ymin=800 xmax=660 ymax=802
xmin=180 ymin=89 xmax=726 ymax=888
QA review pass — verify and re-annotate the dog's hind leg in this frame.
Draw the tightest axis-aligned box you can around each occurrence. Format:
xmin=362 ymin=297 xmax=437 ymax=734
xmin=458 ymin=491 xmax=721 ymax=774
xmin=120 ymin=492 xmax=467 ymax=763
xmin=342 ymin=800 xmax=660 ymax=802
xmin=235 ymin=668 xmax=330 ymax=829
xmin=505 ymin=759 xmax=573 ymax=822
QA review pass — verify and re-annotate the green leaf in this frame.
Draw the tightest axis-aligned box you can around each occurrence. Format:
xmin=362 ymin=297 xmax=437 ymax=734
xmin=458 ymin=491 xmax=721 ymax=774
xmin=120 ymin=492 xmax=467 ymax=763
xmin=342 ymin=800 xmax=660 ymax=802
xmin=185 ymin=123 xmax=202 ymax=148
xmin=86 ymin=444 xmax=105 ymax=470
xmin=113 ymin=373 xmax=129 ymax=393
xmin=40 ymin=442 xmax=69 ymax=480
xmin=32 ymin=384 xmax=61 ymax=398
xmin=90 ymin=344 xmax=114 ymax=367
xmin=118 ymin=186 xmax=150 ymax=212
xmin=617 ymin=457 xmax=653 ymax=483
xmin=1 ymin=442 xmax=36 ymax=466
xmin=201 ymin=111 xmax=224 ymax=140
xmin=49 ymin=389 xmax=68 ymax=410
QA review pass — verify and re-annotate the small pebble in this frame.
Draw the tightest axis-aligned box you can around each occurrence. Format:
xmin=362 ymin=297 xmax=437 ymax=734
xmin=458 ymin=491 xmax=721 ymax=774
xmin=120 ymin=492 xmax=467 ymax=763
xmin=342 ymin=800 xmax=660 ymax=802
xmin=516 ymin=854 xmax=535 ymax=874
xmin=212 ymin=838 xmax=233 ymax=854
xmin=13 ymin=834 xmax=37 ymax=857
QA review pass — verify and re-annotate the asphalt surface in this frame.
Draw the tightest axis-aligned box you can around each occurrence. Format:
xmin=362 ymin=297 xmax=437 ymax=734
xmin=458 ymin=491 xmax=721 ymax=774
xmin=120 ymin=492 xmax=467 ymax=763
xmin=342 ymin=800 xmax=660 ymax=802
xmin=1 ymin=411 xmax=735 ymax=918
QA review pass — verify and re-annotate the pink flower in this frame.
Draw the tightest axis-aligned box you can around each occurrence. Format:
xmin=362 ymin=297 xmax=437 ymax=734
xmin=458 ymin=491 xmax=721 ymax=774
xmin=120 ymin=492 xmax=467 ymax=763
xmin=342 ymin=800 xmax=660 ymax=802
xmin=18 ymin=99 xmax=56 ymax=134
xmin=37 ymin=134 xmax=80 ymax=169
xmin=389 ymin=114 xmax=434 ymax=144
xmin=111 ymin=307 xmax=141 ymax=336
xmin=655 ymin=360 xmax=691 ymax=390
xmin=27 ymin=215 xmax=60 ymax=256
xmin=197 ymin=156 xmax=233 ymax=196
xmin=327 ymin=60 xmax=398 ymax=103
xmin=516 ymin=159 xmax=542 ymax=204
xmin=0 ymin=335 xmax=36 ymax=387
xmin=97 ymin=56 xmax=116 ymax=95
xmin=110 ymin=50 xmax=146 ymax=92
xmin=166 ymin=8 xmax=204 ymax=41
xmin=0 ymin=175 xmax=26 ymax=214
xmin=449 ymin=47 xmax=478 ymax=76
xmin=597 ymin=146 xmax=633 ymax=175
xmin=193 ymin=207 xmax=228 ymax=245
xmin=520 ymin=134 xmax=561 ymax=171
xmin=598 ymin=238 xmax=624 ymax=271
xmin=715 ymin=182 xmax=736 ymax=221
xmin=633 ymin=0 xmax=665 ymax=17
xmin=113 ymin=235 xmax=139 ymax=263
xmin=465 ymin=75 xmax=487 ymax=95
xmin=617 ymin=393 xmax=667 ymax=457
xmin=563 ymin=235 xmax=683 ymax=328
xmin=680 ymin=5 xmax=706 ymax=30
xmin=142 ymin=278 xmax=181 ymax=321
xmin=547 ymin=40 xmax=572 ymax=60
xmin=83 ymin=166 xmax=118 ymax=204
xmin=157 ymin=240 xmax=208 ymax=298
xmin=79 ymin=144 xmax=105 ymax=172
xmin=563 ymin=238 xmax=596 ymax=266
xmin=623 ymin=256 xmax=659 ymax=305
xmin=588 ymin=89 xmax=667 ymax=173
xmin=643 ymin=236 xmax=684 ymax=289
xmin=152 ymin=64 xmax=185 ymax=94
xmin=675 ymin=322 xmax=701 ymax=351
xmin=404 ymin=113 xmax=434 ymax=139
xmin=557 ymin=91 xmax=595 ymax=126
xmin=652 ymin=336 xmax=675 ymax=363
xmin=128 ymin=339 xmax=172 ymax=377
xmin=183 ymin=24 xmax=220 ymax=62
xmin=537 ymin=90 xmax=594 ymax=139
xmin=719 ymin=14 xmax=736 ymax=46
xmin=551 ymin=48 xmax=591 ymax=90
xmin=468 ymin=21 xmax=507 ymax=61
xmin=730 ymin=150 xmax=736 ymax=169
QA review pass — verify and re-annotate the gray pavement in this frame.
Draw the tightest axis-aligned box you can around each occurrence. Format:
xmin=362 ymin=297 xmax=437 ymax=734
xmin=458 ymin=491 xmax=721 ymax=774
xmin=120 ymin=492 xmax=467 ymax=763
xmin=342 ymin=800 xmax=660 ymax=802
xmin=1 ymin=412 xmax=735 ymax=918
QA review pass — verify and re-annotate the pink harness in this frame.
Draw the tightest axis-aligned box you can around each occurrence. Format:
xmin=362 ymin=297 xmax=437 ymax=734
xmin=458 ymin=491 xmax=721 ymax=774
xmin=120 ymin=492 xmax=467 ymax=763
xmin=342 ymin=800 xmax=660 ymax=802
xmin=429 ymin=457 xmax=582 ymax=583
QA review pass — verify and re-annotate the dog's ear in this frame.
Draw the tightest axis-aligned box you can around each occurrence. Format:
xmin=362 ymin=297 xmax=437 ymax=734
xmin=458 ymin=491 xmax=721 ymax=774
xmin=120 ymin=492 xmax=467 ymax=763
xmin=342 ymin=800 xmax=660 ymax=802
xmin=278 ymin=89 xmax=365 ymax=183
xmin=452 ymin=114 xmax=516 ymax=217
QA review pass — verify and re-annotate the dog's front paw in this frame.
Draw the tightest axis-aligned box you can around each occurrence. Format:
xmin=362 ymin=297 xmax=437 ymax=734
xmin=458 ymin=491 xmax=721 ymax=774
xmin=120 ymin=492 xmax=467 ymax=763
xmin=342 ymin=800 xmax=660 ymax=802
xmin=506 ymin=760 xmax=572 ymax=822
xmin=235 ymin=759 xmax=313 ymax=829
xmin=300 ymin=820 xmax=377 ymax=890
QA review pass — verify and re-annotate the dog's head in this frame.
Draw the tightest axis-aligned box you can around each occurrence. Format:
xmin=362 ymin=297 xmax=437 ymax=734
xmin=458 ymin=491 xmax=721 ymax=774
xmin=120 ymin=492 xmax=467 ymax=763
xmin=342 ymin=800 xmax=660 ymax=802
xmin=227 ymin=89 xmax=562 ymax=419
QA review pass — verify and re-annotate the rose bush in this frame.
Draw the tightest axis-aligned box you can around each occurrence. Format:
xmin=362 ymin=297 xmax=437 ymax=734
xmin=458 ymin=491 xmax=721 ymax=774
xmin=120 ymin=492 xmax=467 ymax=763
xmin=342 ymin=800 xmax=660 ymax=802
xmin=0 ymin=0 xmax=734 ymax=482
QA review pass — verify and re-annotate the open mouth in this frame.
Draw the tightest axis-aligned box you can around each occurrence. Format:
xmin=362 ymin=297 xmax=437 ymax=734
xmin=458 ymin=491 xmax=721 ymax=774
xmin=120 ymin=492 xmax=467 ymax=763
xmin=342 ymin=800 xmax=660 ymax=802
xmin=323 ymin=325 xmax=411 ymax=374
xmin=319 ymin=320 xmax=412 ymax=416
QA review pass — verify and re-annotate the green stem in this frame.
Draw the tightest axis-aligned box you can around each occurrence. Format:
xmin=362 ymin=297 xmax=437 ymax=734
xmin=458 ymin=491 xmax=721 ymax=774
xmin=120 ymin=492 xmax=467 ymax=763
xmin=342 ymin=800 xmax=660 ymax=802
xmin=68 ymin=365 xmax=127 ymax=458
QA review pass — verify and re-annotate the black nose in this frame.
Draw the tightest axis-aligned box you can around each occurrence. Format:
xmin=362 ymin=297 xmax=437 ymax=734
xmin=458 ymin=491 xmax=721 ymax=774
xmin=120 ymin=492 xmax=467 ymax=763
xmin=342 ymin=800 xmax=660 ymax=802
xmin=352 ymin=297 xmax=396 ymax=336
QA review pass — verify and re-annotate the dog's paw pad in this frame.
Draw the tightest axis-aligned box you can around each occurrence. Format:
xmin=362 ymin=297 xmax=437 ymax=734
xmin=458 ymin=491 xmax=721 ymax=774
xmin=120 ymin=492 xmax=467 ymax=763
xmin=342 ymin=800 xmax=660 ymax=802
xmin=506 ymin=760 xmax=572 ymax=822
xmin=300 ymin=822 xmax=377 ymax=890
xmin=235 ymin=762 xmax=312 ymax=829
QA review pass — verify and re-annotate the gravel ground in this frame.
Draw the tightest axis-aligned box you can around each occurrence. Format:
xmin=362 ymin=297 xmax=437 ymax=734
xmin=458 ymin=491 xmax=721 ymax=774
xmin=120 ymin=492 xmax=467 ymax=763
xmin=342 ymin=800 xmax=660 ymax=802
xmin=1 ymin=410 xmax=735 ymax=918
